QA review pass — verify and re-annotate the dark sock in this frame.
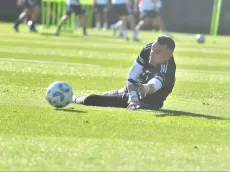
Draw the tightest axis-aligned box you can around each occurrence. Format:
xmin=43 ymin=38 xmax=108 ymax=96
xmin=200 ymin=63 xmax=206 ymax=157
xmin=83 ymin=94 xmax=128 ymax=108
xmin=56 ymin=25 xmax=61 ymax=32
xmin=83 ymin=27 xmax=87 ymax=35
xmin=14 ymin=19 xmax=22 ymax=26
xmin=31 ymin=21 xmax=36 ymax=28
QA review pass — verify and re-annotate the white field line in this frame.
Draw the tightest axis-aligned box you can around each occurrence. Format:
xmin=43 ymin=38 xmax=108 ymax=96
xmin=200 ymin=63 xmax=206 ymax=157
xmin=178 ymin=69 xmax=230 ymax=75
xmin=0 ymin=58 xmax=230 ymax=75
xmin=0 ymin=58 xmax=98 ymax=67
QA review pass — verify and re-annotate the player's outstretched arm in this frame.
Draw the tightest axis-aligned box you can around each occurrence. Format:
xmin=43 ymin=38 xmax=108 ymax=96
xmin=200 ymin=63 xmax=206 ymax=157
xmin=126 ymin=62 xmax=144 ymax=110
xmin=136 ymin=77 xmax=163 ymax=97
xmin=126 ymin=43 xmax=151 ymax=110
xmin=126 ymin=61 xmax=143 ymax=103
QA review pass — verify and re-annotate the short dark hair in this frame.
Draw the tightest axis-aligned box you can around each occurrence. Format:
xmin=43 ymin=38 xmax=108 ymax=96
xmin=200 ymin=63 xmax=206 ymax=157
xmin=157 ymin=36 xmax=175 ymax=50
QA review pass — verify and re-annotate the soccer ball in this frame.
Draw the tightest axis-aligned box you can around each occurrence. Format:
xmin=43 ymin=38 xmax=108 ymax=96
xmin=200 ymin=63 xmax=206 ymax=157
xmin=27 ymin=20 xmax=33 ymax=26
xmin=45 ymin=81 xmax=73 ymax=108
xmin=196 ymin=34 xmax=205 ymax=43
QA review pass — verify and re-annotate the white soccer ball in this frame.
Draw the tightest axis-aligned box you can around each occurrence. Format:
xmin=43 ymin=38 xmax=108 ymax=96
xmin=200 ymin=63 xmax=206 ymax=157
xmin=196 ymin=34 xmax=205 ymax=43
xmin=45 ymin=81 xmax=73 ymax=108
xmin=27 ymin=20 xmax=33 ymax=26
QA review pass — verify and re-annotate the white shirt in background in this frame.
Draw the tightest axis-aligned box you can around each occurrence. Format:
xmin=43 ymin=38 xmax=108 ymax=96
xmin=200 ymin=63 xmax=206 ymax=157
xmin=139 ymin=0 xmax=154 ymax=12
xmin=95 ymin=0 xmax=109 ymax=5
xmin=111 ymin=0 xmax=128 ymax=5
xmin=154 ymin=0 xmax=162 ymax=11
xmin=66 ymin=0 xmax=80 ymax=5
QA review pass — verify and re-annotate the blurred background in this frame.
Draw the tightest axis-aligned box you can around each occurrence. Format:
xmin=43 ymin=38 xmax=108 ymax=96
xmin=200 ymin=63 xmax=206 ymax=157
xmin=1 ymin=0 xmax=230 ymax=35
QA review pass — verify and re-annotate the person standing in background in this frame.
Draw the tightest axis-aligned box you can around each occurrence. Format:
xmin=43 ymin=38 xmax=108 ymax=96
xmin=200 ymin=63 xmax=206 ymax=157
xmin=135 ymin=0 xmax=168 ymax=36
xmin=111 ymin=0 xmax=140 ymax=41
xmin=151 ymin=0 xmax=167 ymax=34
xmin=13 ymin=0 xmax=41 ymax=32
xmin=94 ymin=0 xmax=109 ymax=30
xmin=55 ymin=0 xmax=88 ymax=36
xmin=110 ymin=0 xmax=129 ymax=40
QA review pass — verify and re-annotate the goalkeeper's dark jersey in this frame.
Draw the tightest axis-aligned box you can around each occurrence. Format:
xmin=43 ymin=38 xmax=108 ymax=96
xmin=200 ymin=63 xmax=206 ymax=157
xmin=136 ymin=42 xmax=176 ymax=106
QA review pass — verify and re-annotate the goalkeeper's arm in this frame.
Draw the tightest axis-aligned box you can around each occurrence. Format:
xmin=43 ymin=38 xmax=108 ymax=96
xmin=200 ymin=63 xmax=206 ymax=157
xmin=138 ymin=77 xmax=163 ymax=96
xmin=126 ymin=61 xmax=143 ymax=102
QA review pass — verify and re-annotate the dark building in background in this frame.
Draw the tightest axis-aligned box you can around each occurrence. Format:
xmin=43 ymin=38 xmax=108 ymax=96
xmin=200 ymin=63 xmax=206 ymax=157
xmin=0 ymin=0 xmax=230 ymax=35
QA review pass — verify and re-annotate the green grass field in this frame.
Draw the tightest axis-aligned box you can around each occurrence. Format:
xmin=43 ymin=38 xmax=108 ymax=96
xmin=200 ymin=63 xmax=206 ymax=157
xmin=0 ymin=22 xmax=230 ymax=171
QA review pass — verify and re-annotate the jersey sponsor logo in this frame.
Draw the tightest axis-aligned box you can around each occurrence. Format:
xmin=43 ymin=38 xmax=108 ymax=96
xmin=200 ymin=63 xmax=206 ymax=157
xmin=139 ymin=71 xmax=155 ymax=83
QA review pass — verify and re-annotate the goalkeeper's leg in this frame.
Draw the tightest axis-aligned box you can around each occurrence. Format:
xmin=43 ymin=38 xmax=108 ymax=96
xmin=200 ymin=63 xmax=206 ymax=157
xmin=102 ymin=87 xmax=127 ymax=96
xmin=72 ymin=94 xmax=128 ymax=108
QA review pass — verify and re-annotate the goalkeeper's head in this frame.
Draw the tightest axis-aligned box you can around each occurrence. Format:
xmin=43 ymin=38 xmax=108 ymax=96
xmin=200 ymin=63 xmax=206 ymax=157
xmin=149 ymin=36 xmax=175 ymax=66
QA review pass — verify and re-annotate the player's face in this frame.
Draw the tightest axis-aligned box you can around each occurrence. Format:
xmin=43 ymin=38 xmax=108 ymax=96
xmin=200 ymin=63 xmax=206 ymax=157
xmin=149 ymin=41 xmax=173 ymax=66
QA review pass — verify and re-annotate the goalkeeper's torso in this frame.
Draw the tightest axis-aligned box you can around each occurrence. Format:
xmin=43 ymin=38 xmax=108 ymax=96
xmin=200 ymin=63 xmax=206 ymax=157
xmin=138 ymin=56 xmax=176 ymax=88
xmin=137 ymin=43 xmax=176 ymax=104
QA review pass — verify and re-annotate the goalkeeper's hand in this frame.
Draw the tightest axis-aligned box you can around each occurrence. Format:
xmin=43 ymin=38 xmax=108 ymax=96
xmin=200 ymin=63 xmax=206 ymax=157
xmin=127 ymin=79 xmax=148 ymax=103
xmin=135 ymin=82 xmax=149 ymax=99
xmin=128 ymin=81 xmax=148 ymax=99
xmin=126 ymin=101 xmax=143 ymax=110
xmin=126 ymin=83 xmax=141 ymax=110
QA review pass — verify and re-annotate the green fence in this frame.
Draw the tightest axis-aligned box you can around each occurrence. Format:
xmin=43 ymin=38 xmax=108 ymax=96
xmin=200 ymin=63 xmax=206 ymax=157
xmin=41 ymin=0 xmax=222 ymax=36
xmin=210 ymin=0 xmax=222 ymax=36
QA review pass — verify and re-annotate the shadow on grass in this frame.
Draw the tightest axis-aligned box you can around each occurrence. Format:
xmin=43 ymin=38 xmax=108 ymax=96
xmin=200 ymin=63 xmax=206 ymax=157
xmin=155 ymin=109 xmax=226 ymax=120
xmin=40 ymin=32 xmax=58 ymax=37
xmin=55 ymin=108 xmax=87 ymax=114
xmin=40 ymin=32 xmax=123 ymax=39
xmin=40 ymin=32 xmax=79 ymax=38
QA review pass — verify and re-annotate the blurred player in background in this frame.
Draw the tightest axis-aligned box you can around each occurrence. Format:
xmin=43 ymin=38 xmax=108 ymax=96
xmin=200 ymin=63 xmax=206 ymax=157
xmin=13 ymin=0 xmax=41 ymax=32
xmin=72 ymin=36 xmax=176 ymax=110
xmin=110 ymin=0 xmax=129 ymax=40
xmin=55 ymin=0 xmax=87 ymax=36
xmin=151 ymin=0 xmax=167 ymax=34
xmin=111 ymin=0 xmax=140 ymax=41
xmin=135 ymin=0 xmax=168 ymax=36
xmin=94 ymin=0 xmax=109 ymax=30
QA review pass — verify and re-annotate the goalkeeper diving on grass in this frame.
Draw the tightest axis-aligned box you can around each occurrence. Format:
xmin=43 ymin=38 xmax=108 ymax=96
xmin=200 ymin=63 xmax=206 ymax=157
xmin=72 ymin=36 xmax=176 ymax=110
